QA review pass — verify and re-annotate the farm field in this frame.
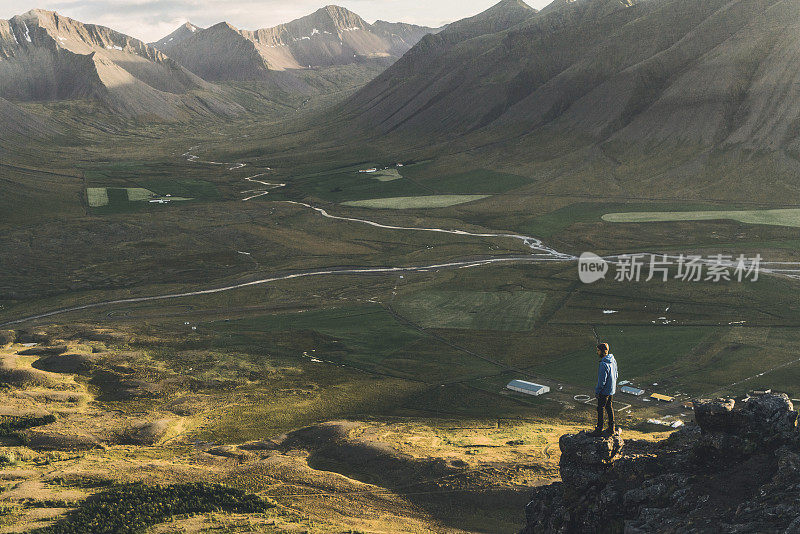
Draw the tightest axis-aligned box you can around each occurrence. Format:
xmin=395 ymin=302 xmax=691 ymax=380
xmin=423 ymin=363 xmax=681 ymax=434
xmin=363 ymin=168 xmax=403 ymax=181
xmin=393 ymin=289 xmax=546 ymax=331
xmin=602 ymin=208 xmax=800 ymax=228
xmin=279 ymin=165 xmax=535 ymax=205
xmin=86 ymin=187 xmax=193 ymax=207
xmin=342 ymin=194 xmax=490 ymax=209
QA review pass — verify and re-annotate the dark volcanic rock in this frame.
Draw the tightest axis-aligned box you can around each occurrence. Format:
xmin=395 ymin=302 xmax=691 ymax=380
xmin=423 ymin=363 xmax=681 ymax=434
xmin=521 ymin=393 xmax=800 ymax=534
xmin=742 ymin=393 xmax=798 ymax=435
xmin=694 ymin=394 xmax=799 ymax=465
xmin=693 ymin=398 xmax=738 ymax=432
xmin=558 ymin=430 xmax=623 ymax=490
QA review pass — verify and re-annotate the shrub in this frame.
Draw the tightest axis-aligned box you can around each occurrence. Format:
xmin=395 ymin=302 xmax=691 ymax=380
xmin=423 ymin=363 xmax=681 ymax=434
xmin=0 ymin=414 xmax=56 ymax=437
xmin=35 ymin=482 xmax=274 ymax=534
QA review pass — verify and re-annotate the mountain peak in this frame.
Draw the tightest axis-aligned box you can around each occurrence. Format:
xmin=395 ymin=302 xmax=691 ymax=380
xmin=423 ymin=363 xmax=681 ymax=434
xmin=207 ymin=21 xmax=240 ymax=33
xmin=496 ymin=0 xmax=535 ymax=8
xmin=311 ymin=5 xmax=368 ymax=30
xmin=436 ymin=0 xmax=536 ymax=39
xmin=482 ymin=0 xmax=536 ymax=16
xmin=150 ymin=21 xmax=203 ymax=48
xmin=21 ymin=8 xmax=54 ymax=16
xmin=14 ymin=8 xmax=58 ymax=24
xmin=320 ymin=5 xmax=360 ymax=16
xmin=18 ymin=8 xmax=57 ymax=18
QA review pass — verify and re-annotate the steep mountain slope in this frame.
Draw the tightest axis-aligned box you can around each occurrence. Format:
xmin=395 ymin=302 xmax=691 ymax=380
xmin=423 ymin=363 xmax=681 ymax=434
xmin=342 ymin=0 xmax=539 ymax=134
xmin=0 ymin=97 xmax=60 ymax=145
xmin=0 ymin=10 xmax=240 ymax=119
xmin=156 ymin=5 xmax=439 ymax=81
xmin=344 ymin=0 xmax=800 ymax=152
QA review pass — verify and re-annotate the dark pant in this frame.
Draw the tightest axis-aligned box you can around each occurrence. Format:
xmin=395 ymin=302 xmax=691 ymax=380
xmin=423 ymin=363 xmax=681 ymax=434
xmin=597 ymin=394 xmax=614 ymax=430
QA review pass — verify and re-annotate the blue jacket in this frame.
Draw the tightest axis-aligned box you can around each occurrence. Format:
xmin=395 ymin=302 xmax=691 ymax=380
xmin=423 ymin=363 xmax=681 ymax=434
xmin=596 ymin=354 xmax=618 ymax=396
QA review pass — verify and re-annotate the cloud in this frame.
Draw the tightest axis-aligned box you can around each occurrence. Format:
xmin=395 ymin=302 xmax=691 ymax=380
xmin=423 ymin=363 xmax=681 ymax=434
xmin=0 ymin=0 xmax=541 ymax=42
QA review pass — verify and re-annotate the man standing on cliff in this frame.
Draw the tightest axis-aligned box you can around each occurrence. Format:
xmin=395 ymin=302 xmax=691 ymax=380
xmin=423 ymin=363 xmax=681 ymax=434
xmin=590 ymin=343 xmax=618 ymax=437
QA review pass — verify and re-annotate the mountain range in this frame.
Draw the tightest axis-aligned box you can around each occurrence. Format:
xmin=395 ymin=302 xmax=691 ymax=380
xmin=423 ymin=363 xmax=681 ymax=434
xmin=0 ymin=5 xmax=439 ymax=122
xmin=152 ymin=6 xmax=439 ymax=81
xmin=5 ymin=0 xmax=800 ymax=171
xmin=345 ymin=0 xmax=800 ymax=152
xmin=0 ymin=9 xmax=242 ymax=120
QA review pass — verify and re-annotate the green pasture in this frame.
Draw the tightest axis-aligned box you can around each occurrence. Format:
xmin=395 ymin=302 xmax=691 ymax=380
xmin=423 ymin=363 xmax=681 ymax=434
xmin=86 ymin=187 xmax=193 ymax=210
xmin=124 ymin=187 xmax=157 ymax=202
xmin=364 ymin=168 xmax=402 ymax=181
xmin=284 ymin=168 xmax=427 ymax=203
xmin=139 ymin=178 xmax=220 ymax=200
xmin=535 ymin=325 xmax=714 ymax=387
xmin=87 ymin=187 xmax=159 ymax=207
xmin=515 ymin=201 xmax=749 ymax=239
xmin=84 ymin=161 xmax=173 ymax=186
xmin=86 ymin=187 xmax=109 ymax=207
xmin=284 ymin=166 xmax=530 ymax=204
xmin=84 ymin=160 xmax=220 ymax=213
xmin=393 ymin=290 xmax=546 ymax=331
xmin=602 ymin=209 xmax=800 ymax=228
xmin=650 ymin=327 xmax=800 ymax=397
xmin=342 ymin=195 xmax=489 ymax=209
xmin=203 ymin=304 xmax=501 ymax=383
xmin=428 ymin=169 xmax=532 ymax=194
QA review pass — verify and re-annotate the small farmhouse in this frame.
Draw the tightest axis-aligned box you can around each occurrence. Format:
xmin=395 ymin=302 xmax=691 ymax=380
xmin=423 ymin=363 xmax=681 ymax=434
xmin=506 ymin=380 xmax=549 ymax=396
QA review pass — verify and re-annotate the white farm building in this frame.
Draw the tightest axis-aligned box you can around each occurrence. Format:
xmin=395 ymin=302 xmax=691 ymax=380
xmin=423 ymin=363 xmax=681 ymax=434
xmin=506 ymin=380 xmax=550 ymax=396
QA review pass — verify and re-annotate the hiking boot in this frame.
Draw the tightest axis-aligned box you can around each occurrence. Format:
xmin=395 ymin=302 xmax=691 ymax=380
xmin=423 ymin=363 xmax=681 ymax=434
xmin=588 ymin=428 xmax=604 ymax=437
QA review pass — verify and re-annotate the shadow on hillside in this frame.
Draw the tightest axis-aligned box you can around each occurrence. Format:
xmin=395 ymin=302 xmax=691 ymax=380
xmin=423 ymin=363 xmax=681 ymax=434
xmin=278 ymin=421 xmax=538 ymax=533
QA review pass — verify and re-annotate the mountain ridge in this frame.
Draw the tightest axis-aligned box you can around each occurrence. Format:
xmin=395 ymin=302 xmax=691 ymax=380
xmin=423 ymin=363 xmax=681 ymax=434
xmin=154 ymin=5 xmax=441 ymax=81
xmin=0 ymin=9 xmax=241 ymax=120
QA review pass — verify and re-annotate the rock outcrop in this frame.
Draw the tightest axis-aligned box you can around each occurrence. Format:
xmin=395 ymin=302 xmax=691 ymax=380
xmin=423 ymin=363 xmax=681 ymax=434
xmin=522 ymin=393 xmax=800 ymax=533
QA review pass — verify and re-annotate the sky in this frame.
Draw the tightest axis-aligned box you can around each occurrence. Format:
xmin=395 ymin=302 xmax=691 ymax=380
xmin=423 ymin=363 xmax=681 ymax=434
xmin=0 ymin=0 xmax=547 ymax=43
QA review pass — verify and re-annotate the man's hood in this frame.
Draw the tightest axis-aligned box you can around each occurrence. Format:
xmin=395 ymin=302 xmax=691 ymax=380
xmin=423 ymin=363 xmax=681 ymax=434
xmin=601 ymin=353 xmax=615 ymax=364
